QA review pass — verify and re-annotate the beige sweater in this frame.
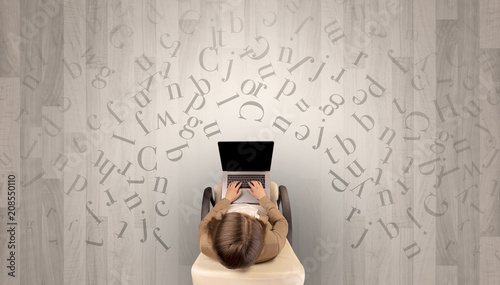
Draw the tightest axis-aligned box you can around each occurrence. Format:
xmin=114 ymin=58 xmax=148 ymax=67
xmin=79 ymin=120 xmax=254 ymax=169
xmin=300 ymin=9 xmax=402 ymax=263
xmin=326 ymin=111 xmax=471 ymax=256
xmin=198 ymin=196 xmax=289 ymax=263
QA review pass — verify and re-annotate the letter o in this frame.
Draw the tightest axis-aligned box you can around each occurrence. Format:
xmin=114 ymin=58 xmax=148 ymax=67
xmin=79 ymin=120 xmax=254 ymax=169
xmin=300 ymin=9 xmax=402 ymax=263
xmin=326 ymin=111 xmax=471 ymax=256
xmin=66 ymin=152 xmax=82 ymax=168
xmin=321 ymin=105 xmax=334 ymax=116
xmin=313 ymin=247 xmax=329 ymax=261
xmin=33 ymin=11 xmax=50 ymax=27
xmin=302 ymin=257 xmax=318 ymax=272
xmin=487 ymin=88 xmax=500 ymax=105
xmin=179 ymin=10 xmax=201 ymax=35
xmin=241 ymin=79 xmax=256 ymax=95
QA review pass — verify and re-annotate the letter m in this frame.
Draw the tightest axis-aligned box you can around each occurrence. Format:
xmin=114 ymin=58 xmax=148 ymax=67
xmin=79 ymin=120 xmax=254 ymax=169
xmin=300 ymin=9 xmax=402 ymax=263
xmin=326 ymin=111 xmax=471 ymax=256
xmin=324 ymin=19 xmax=345 ymax=45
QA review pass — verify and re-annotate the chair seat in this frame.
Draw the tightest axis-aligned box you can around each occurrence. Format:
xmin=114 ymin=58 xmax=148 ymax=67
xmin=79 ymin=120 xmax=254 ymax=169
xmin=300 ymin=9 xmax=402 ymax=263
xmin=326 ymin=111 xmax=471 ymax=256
xmin=191 ymin=240 xmax=305 ymax=285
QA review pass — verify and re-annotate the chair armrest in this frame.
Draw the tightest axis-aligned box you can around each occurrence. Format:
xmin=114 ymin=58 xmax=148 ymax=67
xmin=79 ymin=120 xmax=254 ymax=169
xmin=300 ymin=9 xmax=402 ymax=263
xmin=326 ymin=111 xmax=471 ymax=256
xmin=201 ymin=187 xmax=214 ymax=220
xmin=278 ymin=185 xmax=292 ymax=246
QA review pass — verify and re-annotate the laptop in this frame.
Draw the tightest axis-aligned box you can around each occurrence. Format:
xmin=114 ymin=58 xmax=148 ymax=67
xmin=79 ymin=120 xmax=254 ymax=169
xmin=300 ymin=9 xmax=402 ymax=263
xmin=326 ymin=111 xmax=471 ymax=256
xmin=218 ymin=141 xmax=274 ymax=204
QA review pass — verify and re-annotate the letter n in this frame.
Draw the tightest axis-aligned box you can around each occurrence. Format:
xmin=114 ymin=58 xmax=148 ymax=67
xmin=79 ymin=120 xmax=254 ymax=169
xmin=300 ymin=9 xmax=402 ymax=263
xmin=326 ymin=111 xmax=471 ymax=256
xmin=152 ymin=177 xmax=168 ymax=194
xmin=124 ymin=192 xmax=142 ymax=211
xmin=403 ymin=241 xmax=421 ymax=259
xmin=378 ymin=189 xmax=394 ymax=206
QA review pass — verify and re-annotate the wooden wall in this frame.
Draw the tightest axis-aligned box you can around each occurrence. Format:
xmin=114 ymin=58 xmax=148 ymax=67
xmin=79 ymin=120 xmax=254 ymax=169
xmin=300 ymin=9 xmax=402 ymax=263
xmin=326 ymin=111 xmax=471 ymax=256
xmin=1 ymin=0 xmax=499 ymax=284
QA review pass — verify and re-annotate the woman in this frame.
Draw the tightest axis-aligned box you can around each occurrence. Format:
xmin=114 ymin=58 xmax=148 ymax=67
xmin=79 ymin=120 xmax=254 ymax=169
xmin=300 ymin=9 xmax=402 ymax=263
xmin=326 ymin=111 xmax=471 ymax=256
xmin=197 ymin=181 xmax=289 ymax=269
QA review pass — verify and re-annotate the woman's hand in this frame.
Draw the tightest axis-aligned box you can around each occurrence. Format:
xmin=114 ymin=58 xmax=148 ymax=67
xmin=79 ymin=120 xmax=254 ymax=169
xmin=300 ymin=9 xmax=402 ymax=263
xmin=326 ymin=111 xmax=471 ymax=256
xmin=225 ymin=181 xmax=242 ymax=202
xmin=248 ymin=181 xmax=266 ymax=200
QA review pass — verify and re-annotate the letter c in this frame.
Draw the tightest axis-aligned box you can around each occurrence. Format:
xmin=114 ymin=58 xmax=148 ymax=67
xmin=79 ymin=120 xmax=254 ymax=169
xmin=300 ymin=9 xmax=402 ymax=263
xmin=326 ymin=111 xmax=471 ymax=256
xmin=411 ymin=75 xmax=425 ymax=91
xmin=109 ymin=24 xmax=133 ymax=49
xmin=405 ymin=111 xmax=430 ymax=132
xmin=239 ymin=101 xmax=265 ymax=122
xmin=87 ymin=115 xmax=101 ymax=130
xmin=138 ymin=146 xmax=157 ymax=171
xmin=155 ymin=201 xmax=170 ymax=217
xmin=424 ymin=192 xmax=448 ymax=217
xmin=199 ymin=47 xmax=218 ymax=72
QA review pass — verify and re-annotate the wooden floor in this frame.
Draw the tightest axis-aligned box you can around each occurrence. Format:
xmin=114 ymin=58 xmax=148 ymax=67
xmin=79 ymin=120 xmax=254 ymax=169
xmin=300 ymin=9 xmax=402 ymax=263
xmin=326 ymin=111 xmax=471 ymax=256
xmin=0 ymin=0 xmax=499 ymax=284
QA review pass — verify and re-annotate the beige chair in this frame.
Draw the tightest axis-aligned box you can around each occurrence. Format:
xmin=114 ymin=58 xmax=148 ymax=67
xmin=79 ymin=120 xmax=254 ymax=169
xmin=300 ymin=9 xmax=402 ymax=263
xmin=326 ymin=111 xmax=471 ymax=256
xmin=191 ymin=182 xmax=305 ymax=285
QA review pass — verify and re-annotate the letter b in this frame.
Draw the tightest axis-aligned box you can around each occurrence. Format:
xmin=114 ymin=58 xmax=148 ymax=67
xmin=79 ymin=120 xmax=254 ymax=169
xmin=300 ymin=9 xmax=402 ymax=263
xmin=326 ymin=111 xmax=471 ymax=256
xmin=230 ymin=10 xmax=244 ymax=33
xmin=334 ymin=134 xmax=356 ymax=155
xmin=62 ymin=59 xmax=82 ymax=79
xmin=189 ymin=75 xmax=210 ymax=96
xmin=378 ymin=218 xmax=399 ymax=239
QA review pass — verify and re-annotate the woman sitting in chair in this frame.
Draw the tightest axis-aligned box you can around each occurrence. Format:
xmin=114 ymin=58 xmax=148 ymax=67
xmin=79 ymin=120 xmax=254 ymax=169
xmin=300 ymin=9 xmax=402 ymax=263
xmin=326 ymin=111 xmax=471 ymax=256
xmin=198 ymin=181 xmax=289 ymax=269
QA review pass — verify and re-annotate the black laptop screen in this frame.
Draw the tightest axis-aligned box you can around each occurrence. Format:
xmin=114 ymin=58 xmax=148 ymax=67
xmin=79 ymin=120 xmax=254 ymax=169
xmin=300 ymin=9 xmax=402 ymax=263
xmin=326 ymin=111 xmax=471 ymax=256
xmin=218 ymin=141 xmax=274 ymax=171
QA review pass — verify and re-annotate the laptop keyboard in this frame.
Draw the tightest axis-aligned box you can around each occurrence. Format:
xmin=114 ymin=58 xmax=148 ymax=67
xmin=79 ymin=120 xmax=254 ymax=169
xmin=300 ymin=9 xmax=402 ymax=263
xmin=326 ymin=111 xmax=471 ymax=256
xmin=227 ymin=175 xmax=265 ymax=188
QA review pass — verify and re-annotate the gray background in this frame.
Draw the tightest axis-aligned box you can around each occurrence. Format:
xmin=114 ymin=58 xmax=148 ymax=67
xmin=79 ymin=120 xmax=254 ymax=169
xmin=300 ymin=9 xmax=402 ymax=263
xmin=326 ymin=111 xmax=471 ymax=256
xmin=1 ymin=0 xmax=500 ymax=284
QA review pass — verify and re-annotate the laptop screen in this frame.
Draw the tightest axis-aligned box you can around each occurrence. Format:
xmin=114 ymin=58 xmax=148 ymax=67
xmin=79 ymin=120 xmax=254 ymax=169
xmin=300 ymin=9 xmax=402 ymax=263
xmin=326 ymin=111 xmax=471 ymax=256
xmin=218 ymin=141 xmax=274 ymax=171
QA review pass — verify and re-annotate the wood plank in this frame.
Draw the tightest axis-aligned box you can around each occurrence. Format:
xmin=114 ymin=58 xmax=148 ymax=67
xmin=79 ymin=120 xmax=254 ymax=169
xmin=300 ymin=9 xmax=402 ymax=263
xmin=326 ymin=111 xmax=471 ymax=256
xmin=479 ymin=237 xmax=500 ymax=285
xmin=0 ymin=0 xmax=498 ymax=284
xmin=479 ymin=0 xmax=500 ymax=48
